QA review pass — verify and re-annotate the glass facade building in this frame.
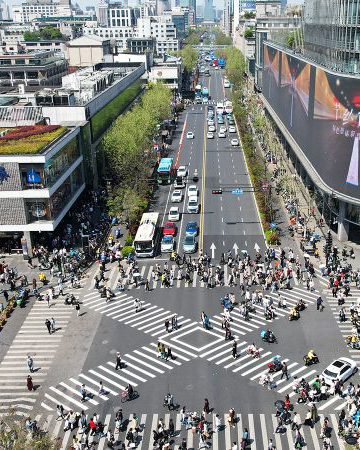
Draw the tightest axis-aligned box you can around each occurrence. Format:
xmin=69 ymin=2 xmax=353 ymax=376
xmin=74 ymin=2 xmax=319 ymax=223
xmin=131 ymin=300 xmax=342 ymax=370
xmin=304 ymin=0 xmax=360 ymax=73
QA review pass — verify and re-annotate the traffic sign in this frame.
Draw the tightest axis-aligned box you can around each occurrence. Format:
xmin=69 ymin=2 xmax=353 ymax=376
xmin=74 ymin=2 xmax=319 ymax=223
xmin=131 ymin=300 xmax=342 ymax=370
xmin=231 ymin=188 xmax=243 ymax=195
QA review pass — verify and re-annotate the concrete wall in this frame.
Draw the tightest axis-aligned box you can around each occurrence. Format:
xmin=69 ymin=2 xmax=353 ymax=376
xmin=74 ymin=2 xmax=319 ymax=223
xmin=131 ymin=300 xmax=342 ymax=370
xmin=68 ymin=46 xmax=106 ymax=68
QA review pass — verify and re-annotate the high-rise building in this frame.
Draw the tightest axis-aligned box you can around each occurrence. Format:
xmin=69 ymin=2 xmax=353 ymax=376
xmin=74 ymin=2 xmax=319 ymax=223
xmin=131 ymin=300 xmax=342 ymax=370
xmin=97 ymin=0 xmax=108 ymax=26
xmin=203 ymin=0 xmax=215 ymax=21
xmin=222 ymin=0 xmax=232 ymax=36
xmin=303 ymin=0 xmax=360 ymax=73
xmin=156 ymin=0 xmax=171 ymax=15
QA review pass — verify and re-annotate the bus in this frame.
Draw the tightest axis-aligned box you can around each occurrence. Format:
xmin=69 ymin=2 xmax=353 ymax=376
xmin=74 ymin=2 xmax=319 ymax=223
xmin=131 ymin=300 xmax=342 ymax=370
xmin=157 ymin=157 xmax=176 ymax=185
xmin=225 ymin=100 xmax=233 ymax=114
xmin=216 ymin=101 xmax=225 ymax=114
xmin=133 ymin=212 xmax=160 ymax=258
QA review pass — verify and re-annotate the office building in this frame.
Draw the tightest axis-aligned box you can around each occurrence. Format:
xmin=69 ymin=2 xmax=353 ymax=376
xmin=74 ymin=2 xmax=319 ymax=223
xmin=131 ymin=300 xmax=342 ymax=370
xmin=203 ymin=0 xmax=215 ymax=21
xmin=156 ymin=0 xmax=171 ymax=14
xmin=303 ymin=0 xmax=360 ymax=73
xmin=107 ymin=4 xmax=139 ymax=28
xmin=12 ymin=0 xmax=58 ymax=23
xmin=222 ymin=0 xmax=232 ymax=36
xmin=97 ymin=0 xmax=108 ymax=26
xmin=137 ymin=16 xmax=179 ymax=55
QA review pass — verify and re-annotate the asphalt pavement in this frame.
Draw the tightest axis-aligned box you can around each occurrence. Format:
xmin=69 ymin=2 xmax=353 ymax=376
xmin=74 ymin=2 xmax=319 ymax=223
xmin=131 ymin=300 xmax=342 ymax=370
xmin=0 ymin=68 xmax=354 ymax=450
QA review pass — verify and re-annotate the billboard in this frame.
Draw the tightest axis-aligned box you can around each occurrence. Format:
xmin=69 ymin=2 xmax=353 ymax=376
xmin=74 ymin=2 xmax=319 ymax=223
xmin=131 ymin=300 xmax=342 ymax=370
xmin=240 ymin=0 xmax=256 ymax=10
xmin=263 ymin=44 xmax=360 ymax=200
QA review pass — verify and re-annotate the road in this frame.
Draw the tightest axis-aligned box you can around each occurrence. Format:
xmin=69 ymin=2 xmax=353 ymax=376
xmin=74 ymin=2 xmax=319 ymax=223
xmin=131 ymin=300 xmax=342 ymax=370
xmin=0 ymin=68 xmax=353 ymax=450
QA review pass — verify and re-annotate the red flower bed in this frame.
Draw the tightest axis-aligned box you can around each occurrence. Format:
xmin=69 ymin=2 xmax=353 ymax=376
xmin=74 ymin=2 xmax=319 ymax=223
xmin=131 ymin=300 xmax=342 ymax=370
xmin=0 ymin=125 xmax=60 ymax=141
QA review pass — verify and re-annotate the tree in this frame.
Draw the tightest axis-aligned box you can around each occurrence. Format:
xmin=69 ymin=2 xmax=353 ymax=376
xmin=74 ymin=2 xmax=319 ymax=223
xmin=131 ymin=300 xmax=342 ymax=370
xmin=107 ymin=187 xmax=148 ymax=226
xmin=0 ymin=412 xmax=60 ymax=450
xmin=214 ymin=29 xmax=232 ymax=46
xmin=244 ymin=28 xmax=254 ymax=39
xmin=175 ymin=45 xmax=198 ymax=72
xmin=23 ymin=27 xmax=65 ymax=41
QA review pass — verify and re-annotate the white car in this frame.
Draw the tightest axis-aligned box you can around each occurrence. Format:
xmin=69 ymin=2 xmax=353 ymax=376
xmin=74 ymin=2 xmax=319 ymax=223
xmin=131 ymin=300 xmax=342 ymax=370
xmin=186 ymin=131 xmax=194 ymax=139
xmin=231 ymin=138 xmax=239 ymax=146
xmin=168 ymin=206 xmax=180 ymax=222
xmin=207 ymin=119 xmax=215 ymax=126
xmin=229 ymin=126 xmax=236 ymax=133
xmin=177 ymin=166 xmax=187 ymax=177
xmin=218 ymin=131 xmax=226 ymax=138
xmin=322 ymin=357 xmax=357 ymax=385
xmin=207 ymin=132 xmax=214 ymax=139
xmin=219 ymin=125 xmax=227 ymax=133
xmin=187 ymin=196 xmax=199 ymax=214
xmin=188 ymin=185 xmax=198 ymax=197
xmin=171 ymin=190 xmax=183 ymax=203
xmin=161 ymin=235 xmax=175 ymax=253
xmin=208 ymin=125 xmax=216 ymax=132
xmin=224 ymin=80 xmax=230 ymax=88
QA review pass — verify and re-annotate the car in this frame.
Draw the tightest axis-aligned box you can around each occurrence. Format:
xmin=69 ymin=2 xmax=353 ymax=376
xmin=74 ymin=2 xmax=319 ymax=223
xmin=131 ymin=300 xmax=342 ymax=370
xmin=228 ymin=118 xmax=235 ymax=125
xmin=217 ymin=116 xmax=224 ymax=124
xmin=207 ymin=131 xmax=214 ymax=139
xmin=182 ymin=235 xmax=197 ymax=253
xmin=161 ymin=235 xmax=175 ymax=253
xmin=224 ymin=80 xmax=230 ymax=88
xmin=322 ymin=357 xmax=357 ymax=385
xmin=171 ymin=190 xmax=183 ymax=203
xmin=218 ymin=131 xmax=226 ymax=138
xmin=186 ymin=131 xmax=194 ymax=139
xmin=208 ymin=105 xmax=214 ymax=111
xmin=207 ymin=119 xmax=215 ymax=126
xmin=163 ymin=221 xmax=177 ymax=236
xmin=231 ymin=138 xmax=239 ymax=146
xmin=229 ymin=125 xmax=236 ymax=133
xmin=185 ymin=221 xmax=199 ymax=236
xmin=219 ymin=125 xmax=227 ymax=133
xmin=177 ymin=166 xmax=187 ymax=177
xmin=187 ymin=196 xmax=199 ymax=213
xmin=208 ymin=125 xmax=216 ymax=132
xmin=168 ymin=206 xmax=180 ymax=221
xmin=174 ymin=176 xmax=185 ymax=189
xmin=188 ymin=185 xmax=198 ymax=196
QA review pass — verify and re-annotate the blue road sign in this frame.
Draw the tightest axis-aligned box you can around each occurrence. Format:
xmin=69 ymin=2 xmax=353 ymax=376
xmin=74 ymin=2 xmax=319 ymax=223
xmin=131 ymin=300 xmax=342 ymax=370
xmin=231 ymin=188 xmax=243 ymax=195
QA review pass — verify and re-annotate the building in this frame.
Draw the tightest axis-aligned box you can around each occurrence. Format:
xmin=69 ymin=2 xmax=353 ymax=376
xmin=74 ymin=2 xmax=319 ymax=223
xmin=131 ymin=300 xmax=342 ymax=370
xmin=222 ymin=0 xmax=232 ymax=36
xmin=66 ymin=35 xmax=112 ymax=67
xmin=0 ymin=61 xmax=145 ymax=249
xmin=0 ymin=50 xmax=68 ymax=87
xmin=137 ymin=16 xmax=179 ymax=56
xmin=148 ymin=60 xmax=182 ymax=89
xmin=256 ymin=0 xmax=281 ymax=17
xmin=233 ymin=17 xmax=255 ymax=61
xmin=97 ymin=0 xmax=108 ymax=26
xmin=257 ymin=0 xmax=360 ymax=242
xmin=22 ymin=39 xmax=67 ymax=54
xmin=203 ymin=0 xmax=215 ymax=22
xmin=303 ymin=0 xmax=360 ymax=73
xmin=83 ymin=26 xmax=136 ymax=51
xmin=107 ymin=4 xmax=139 ymax=28
xmin=12 ymin=0 xmax=58 ymax=23
xmin=127 ymin=36 xmax=155 ymax=54
xmin=31 ymin=16 xmax=94 ymax=38
xmin=156 ymin=0 xmax=170 ymax=15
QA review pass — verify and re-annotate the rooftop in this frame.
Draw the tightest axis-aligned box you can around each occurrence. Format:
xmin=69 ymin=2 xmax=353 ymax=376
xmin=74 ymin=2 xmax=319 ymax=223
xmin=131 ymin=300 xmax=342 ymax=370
xmin=0 ymin=125 xmax=67 ymax=154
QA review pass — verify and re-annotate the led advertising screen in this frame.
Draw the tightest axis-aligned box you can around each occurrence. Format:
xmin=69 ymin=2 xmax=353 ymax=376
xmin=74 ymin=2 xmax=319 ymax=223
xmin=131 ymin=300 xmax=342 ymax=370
xmin=263 ymin=44 xmax=360 ymax=200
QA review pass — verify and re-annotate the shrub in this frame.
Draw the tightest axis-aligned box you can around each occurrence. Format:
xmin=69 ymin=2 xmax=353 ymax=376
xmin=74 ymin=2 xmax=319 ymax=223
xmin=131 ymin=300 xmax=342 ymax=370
xmin=125 ymin=235 xmax=134 ymax=246
xmin=122 ymin=245 xmax=134 ymax=258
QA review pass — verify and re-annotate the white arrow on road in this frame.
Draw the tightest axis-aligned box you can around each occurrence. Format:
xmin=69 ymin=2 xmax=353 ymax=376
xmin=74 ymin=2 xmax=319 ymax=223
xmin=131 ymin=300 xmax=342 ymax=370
xmin=233 ymin=243 xmax=239 ymax=255
xmin=210 ymin=243 xmax=216 ymax=259
xmin=254 ymin=242 xmax=261 ymax=253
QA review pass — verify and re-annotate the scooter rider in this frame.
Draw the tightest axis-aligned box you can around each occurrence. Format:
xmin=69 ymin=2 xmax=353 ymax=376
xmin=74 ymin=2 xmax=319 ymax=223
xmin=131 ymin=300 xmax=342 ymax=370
xmin=306 ymin=349 xmax=317 ymax=363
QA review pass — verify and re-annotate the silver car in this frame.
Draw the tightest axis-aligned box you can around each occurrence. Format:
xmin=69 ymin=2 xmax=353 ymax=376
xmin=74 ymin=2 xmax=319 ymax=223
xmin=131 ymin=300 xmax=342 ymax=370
xmin=182 ymin=235 xmax=197 ymax=253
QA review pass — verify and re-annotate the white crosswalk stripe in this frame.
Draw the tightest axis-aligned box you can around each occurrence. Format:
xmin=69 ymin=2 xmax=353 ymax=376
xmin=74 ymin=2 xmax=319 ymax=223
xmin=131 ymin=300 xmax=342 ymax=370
xmin=34 ymin=411 xmax=344 ymax=449
xmin=40 ymin=342 xmax=192 ymax=412
xmin=0 ymin=300 xmax=73 ymax=416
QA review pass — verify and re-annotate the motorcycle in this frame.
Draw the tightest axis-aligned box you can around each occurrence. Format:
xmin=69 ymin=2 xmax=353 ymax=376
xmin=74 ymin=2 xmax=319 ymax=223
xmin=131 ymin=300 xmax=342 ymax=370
xmin=345 ymin=336 xmax=360 ymax=349
xmin=268 ymin=358 xmax=282 ymax=373
xmin=261 ymin=330 xmax=277 ymax=343
xmin=303 ymin=354 xmax=319 ymax=366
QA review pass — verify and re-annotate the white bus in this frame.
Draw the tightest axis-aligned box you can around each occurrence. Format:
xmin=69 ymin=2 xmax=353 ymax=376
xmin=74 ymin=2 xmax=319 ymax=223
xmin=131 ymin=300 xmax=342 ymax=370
xmin=133 ymin=212 xmax=160 ymax=257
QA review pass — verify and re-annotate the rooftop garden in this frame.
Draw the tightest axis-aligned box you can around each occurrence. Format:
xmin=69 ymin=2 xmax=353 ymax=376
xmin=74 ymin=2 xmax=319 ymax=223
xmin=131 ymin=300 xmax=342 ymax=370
xmin=0 ymin=125 xmax=67 ymax=154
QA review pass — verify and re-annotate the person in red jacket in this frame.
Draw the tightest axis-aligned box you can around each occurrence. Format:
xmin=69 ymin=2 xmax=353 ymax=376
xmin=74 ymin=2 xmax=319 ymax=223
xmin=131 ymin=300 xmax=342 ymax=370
xmin=89 ymin=417 xmax=97 ymax=436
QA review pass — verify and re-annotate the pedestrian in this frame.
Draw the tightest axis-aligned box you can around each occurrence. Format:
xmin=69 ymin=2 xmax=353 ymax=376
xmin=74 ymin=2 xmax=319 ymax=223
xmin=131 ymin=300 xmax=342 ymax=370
xmin=203 ymin=398 xmax=210 ymax=415
xmin=145 ymin=280 xmax=150 ymax=291
xmin=45 ymin=318 xmax=51 ymax=334
xmin=165 ymin=318 xmax=170 ymax=333
xmin=56 ymin=404 xmax=65 ymax=420
xmin=316 ymin=296 xmax=324 ymax=311
xmin=45 ymin=294 xmax=50 ymax=308
xmin=50 ymin=317 xmax=56 ymax=334
xmin=75 ymin=302 xmax=80 ymax=316
xmin=3 ymin=290 xmax=8 ymax=302
xmin=292 ymin=412 xmax=301 ymax=431
xmin=27 ymin=375 xmax=33 ymax=391
xmin=232 ymin=341 xmax=237 ymax=359
xmin=281 ymin=361 xmax=289 ymax=380
xmin=115 ymin=352 xmax=122 ymax=370
xmin=98 ymin=381 xmax=106 ymax=396
xmin=27 ymin=355 xmax=34 ymax=373
xmin=27 ymin=256 xmax=33 ymax=268
xmin=215 ymin=414 xmax=222 ymax=432
xmin=80 ymin=384 xmax=87 ymax=402
xmin=268 ymin=438 xmax=275 ymax=449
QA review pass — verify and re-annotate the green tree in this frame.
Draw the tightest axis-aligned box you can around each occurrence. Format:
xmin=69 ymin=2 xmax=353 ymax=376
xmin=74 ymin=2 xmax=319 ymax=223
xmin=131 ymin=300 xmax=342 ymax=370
xmin=23 ymin=27 xmax=65 ymax=41
xmin=0 ymin=412 xmax=60 ymax=450
xmin=176 ymin=45 xmax=198 ymax=72
xmin=108 ymin=187 xmax=148 ymax=226
xmin=214 ymin=30 xmax=232 ymax=46
xmin=244 ymin=28 xmax=254 ymax=39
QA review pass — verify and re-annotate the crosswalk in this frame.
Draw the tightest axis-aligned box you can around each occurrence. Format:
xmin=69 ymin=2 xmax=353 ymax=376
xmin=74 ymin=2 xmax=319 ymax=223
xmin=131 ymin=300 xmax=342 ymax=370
xmin=40 ymin=341 xmax=193 ymax=412
xmin=322 ymin=285 xmax=360 ymax=365
xmin=33 ymin=411 xmax=346 ymax=450
xmin=0 ymin=300 xmax=74 ymax=416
